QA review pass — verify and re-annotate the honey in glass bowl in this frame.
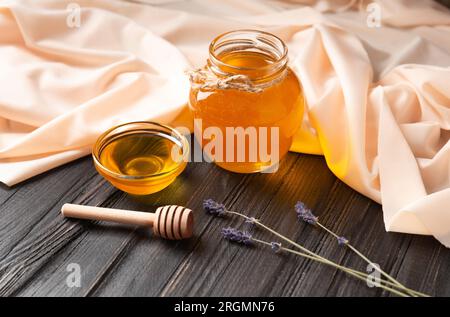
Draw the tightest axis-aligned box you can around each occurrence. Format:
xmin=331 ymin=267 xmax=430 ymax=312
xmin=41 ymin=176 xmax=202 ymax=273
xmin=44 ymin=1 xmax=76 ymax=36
xmin=92 ymin=122 xmax=189 ymax=195
xmin=188 ymin=30 xmax=304 ymax=173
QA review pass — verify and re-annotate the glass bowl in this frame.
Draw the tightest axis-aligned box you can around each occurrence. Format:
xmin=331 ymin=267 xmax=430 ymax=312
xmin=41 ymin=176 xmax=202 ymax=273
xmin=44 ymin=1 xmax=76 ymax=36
xmin=92 ymin=122 xmax=189 ymax=195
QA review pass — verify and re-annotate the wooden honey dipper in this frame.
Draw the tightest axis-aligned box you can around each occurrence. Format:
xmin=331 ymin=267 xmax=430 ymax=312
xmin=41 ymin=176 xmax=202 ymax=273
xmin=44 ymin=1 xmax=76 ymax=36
xmin=61 ymin=204 xmax=193 ymax=240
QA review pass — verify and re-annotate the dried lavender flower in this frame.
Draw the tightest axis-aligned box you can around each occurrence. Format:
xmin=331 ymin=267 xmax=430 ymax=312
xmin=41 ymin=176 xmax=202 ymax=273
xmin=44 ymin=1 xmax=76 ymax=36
xmin=203 ymin=199 xmax=227 ymax=216
xmin=271 ymin=242 xmax=282 ymax=253
xmin=337 ymin=236 xmax=349 ymax=246
xmin=245 ymin=217 xmax=258 ymax=226
xmin=204 ymin=199 xmax=422 ymax=297
xmin=222 ymin=227 xmax=253 ymax=245
xmin=295 ymin=201 xmax=318 ymax=225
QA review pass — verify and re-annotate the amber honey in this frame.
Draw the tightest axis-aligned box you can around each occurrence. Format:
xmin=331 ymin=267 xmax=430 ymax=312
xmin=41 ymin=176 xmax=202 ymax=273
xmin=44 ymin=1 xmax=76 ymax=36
xmin=189 ymin=30 xmax=304 ymax=173
xmin=93 ymin=122 xmax=189 ymax=195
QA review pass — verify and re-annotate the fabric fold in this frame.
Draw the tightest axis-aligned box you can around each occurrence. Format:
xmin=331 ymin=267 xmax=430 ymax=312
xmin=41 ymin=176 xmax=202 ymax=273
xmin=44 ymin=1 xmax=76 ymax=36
xmin=0 ymin=0 xmax=449 ymax=246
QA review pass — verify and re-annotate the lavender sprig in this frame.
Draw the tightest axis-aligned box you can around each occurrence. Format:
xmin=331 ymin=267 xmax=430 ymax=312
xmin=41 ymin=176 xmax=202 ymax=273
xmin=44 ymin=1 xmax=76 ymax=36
xmin=226 ymin=233 xmax=413 ymax=296
xmin=222 ymin=227 xmax=253 ymax=245
xmin=295 ymin=201 xmax=318 ymax=225
xmin=203 ymin=199 xmax=227 ymax=216
xmin=294 ymin=201 xmax=427 ymax=297
xmin=204 ymin=199 xmax=427 ymax=297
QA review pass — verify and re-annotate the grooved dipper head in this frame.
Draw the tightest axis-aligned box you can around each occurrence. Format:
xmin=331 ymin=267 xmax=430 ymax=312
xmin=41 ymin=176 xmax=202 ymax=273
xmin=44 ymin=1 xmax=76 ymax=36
xmin=153 ymin=205 xmax=193 ymax=240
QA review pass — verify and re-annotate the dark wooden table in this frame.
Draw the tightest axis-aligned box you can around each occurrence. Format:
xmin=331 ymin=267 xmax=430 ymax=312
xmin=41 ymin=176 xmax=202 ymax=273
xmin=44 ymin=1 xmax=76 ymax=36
xmin=0 ymin=150 xmax=448 ymax=297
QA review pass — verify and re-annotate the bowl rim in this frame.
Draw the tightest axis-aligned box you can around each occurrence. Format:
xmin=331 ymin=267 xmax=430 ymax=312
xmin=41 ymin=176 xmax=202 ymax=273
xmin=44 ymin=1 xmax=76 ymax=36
xmin=92 ymin=121 xmax=190 ymax=180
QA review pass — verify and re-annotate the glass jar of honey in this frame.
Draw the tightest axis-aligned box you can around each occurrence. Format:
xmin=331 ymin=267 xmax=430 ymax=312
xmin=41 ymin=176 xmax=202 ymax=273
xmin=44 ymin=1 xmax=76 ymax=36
xmin=188 ymin=30 xmax=304 ymax=173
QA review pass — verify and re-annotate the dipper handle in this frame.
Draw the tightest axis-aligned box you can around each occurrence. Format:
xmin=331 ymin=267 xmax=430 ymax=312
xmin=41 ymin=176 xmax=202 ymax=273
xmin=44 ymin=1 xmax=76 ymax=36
xmin=61 ymin=203 xmax=194 ymax=240
xmin=61 ymin=203 xmax=155 ymax=227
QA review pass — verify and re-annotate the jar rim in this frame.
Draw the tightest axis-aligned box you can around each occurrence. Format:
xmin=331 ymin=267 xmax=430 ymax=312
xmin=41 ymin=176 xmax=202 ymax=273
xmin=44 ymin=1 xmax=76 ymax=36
xmin=208 ymin=29 xmax=288 ymax=75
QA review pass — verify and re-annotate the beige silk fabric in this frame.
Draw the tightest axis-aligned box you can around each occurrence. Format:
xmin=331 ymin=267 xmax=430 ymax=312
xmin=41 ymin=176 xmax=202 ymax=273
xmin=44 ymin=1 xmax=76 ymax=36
xmin=0 ymin=0 xmax=449 ymax=246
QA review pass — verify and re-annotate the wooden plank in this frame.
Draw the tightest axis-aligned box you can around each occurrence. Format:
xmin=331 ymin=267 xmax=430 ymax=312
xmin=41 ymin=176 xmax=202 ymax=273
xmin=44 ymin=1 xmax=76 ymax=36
xmin=0 ymin=157 xmax=95 ymax=257
xmin=394 ymin=236 xmax=450 ymax=297
xmin=0 ymin=157 xmax=111 ymax=296
xmin=89 ymin=154 xmax=301 ymax=296
xmin=105 ymin=153 xmax=444 ymax=297
xmin=1 ymin=153 xmax=448 ymax=297
xmin=156 ymin=154 xmax=375 ymax=296
xmin=14 ymin=154 xmax=251 ymax=296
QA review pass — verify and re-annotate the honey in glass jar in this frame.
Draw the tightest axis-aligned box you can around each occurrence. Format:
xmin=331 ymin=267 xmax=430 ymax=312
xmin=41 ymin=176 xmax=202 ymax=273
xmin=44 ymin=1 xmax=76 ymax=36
xmin=189 ymin=30 xmax=304 ymax=173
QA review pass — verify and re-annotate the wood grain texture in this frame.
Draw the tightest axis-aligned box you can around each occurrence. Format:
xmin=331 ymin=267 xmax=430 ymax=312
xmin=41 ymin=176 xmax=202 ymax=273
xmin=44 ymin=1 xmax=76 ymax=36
xmin=0 ymin=152 xmax=448 ymax=297
xmin=0 ymin=0 xmax=447 ymax=299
